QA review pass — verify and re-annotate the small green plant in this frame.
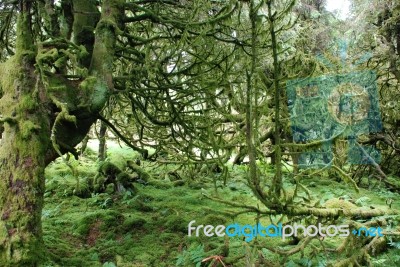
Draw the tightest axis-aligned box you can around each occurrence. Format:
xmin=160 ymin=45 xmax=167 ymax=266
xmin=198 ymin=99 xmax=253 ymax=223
xmin=102 ymin=262 xmax=116 ymax=267
xmin=355 ymin=196 xmax=371 ymax=207
xmin=176 ymin=244 xmax=205 ymax=267
xmin=100 ymin=197 xmax=112 ymax=209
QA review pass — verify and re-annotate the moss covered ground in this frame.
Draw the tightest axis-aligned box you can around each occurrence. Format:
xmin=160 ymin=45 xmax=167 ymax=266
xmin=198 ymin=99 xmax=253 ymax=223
xmin=40 ymin=143 xmax=400 ymax=267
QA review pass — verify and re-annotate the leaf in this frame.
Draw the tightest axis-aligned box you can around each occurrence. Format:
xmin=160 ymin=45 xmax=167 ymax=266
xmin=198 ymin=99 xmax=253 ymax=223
xmin=389 ymin=241 xmax=400 ymax=249
xmin=90 ymin=252 xmax=99 ymax=261
xmin=372 ymin=259 xmax=387 ymax=266
xmin=286 ymin=260 xmax=297 ymax=267
xmin=298 ymin=258 xmax=312 ymax=267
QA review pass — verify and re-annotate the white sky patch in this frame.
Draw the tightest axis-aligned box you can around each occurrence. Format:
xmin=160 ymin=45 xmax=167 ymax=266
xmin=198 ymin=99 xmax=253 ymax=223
xmin=326 ymin=0 xmax=351 ymax=20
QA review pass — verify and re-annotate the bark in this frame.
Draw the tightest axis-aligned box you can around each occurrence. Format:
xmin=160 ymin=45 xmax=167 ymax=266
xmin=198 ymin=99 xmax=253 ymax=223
xmin=80 ymin=135 xmax=90 ymax=156
xmin=268 ymin=0 xmax=283 ymax=199
xmin=0 ymin=0 xmax=123 ymax=265
xmin=98 ymin=121 xmax=108 ymax=161
xmin=0 ymin=5 xmax=50 ymax=265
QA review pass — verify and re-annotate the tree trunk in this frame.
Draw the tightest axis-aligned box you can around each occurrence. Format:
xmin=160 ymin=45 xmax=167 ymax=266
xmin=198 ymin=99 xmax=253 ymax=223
xmin=0 ymin=0 xmax=122 ymax=265
xmin=268 ymin=0 xmax=283 ymax=199
xmin=80 ymin=135 xmax=90 ymax=156
xmin=0 ymin=13 xmax=50 ymax=266
xmin=0 ymin=110 xmax=49 ymax=265
xmin=98 ymin=121 xmax=108 ymax=161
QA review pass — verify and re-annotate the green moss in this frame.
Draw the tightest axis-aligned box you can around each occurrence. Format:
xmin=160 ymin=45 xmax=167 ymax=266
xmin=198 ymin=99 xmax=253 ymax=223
xmin=0 ymin=222 xmax=8 ymax=247
xmin=117 ymin=173 xmax=131 ymax=184
xmin=173 ymin=180 xmax=185 ymax=187
xmin=324 ymin=198 xmax=358 ymax=210
xmin=98 ymin=161 xmax=121 ymax=176
xmin=122 ymin=217 xmax=147 ymax=231
xmin=54 ymin=55 xmax=68 ymax=69
xmin=165 ymin=216 xmax=188 ymax=233
xmin=19 ymin=120 xmax=40 ymax=139
xmin=36 ymin=47 xmax=58 ymax=63
xmin=147 ymin=179 xmax=172 ymax=189
xmin=18 ymin=95 xmax=38 ymax=112
xmin=40 ymin=144 xmax=400 ymax=266
xmin=90 ymin=80 xmax=109 ymax=113
xmin=15 ymin=13 xmax=34 ymax=54
xmin=131 ymin=199 xmax=153 ymax=212
xmin=76 ymin=210 xmax=124 ymax=237
xmin=77 ymin=76 xmax=109 ymax=113
xmin=200 ymin=214 xmax=227 ymax=226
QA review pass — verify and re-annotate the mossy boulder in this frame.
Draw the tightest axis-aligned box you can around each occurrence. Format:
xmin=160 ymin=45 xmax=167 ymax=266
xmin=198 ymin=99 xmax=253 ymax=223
xmin=76 ymin=210 xmax=124 ymax=237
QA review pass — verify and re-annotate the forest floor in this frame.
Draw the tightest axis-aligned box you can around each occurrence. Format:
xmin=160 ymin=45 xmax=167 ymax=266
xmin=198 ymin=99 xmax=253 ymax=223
xmin=41 ymin=142 xmax=400 ymax=267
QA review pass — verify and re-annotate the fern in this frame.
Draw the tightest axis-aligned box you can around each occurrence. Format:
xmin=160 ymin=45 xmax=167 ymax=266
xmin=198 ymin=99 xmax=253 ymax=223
xmin=286 ymin=260 xmax=297 ymax=267
xmin=355 ymin=196 xmax=370 ymax=207
xmin=190 ymin=245 xmax=205 ymax=267
xmin=298 ymin=258 xmax=313 ymax=267
xmin=388 ymin=241 xmax=400 ymax=249
xmin=316 ymin=257 xmax=328 ymax=267
xmin=372 ymin=259 xmax=387 ymax=266
xmin=176 ymin=244 xmax=205 ymax=267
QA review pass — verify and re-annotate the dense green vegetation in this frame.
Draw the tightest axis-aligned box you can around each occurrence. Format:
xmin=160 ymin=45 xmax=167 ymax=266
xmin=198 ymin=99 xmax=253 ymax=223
xmin=41 ymin=144 xmax=400 ymax=266
xmin=0 ymin=0 xmax=400 ymax=266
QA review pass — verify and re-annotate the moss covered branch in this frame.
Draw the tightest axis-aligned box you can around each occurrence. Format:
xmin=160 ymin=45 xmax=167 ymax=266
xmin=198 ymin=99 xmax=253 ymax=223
xmin=0 ymin=116 xmax=17 ymax=124
xmin=203 ymin=193 xmax=398 ymax=219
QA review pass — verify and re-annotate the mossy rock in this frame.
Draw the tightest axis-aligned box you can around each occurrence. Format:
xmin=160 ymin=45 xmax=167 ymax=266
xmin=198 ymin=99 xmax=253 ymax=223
xmin=73 ymin=177 xmax=93 ymax=197
xmin=76 ymin=210 xmax=124 ymax=236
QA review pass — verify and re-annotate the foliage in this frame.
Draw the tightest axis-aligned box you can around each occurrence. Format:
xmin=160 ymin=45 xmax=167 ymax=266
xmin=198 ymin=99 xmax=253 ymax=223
xmin=176 ymin=244 xmax=205 ymax=267
xmin=38 ymin=144 xmax=400 ymax=266
xmin=1 ymin=0 xmax=400 ymax=265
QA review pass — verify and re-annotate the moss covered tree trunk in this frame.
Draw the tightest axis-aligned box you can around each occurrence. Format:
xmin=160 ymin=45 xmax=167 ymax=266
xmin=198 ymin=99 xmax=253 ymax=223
xmin=0 ymin=66 xmax=49 ymax=264
xmin=0 ymin=0 xmax=122 ymax=265
xmin=0 ymin=4 xmax=50 ymax=265
xmin=98 ymin=121 xmax=108 ymax=161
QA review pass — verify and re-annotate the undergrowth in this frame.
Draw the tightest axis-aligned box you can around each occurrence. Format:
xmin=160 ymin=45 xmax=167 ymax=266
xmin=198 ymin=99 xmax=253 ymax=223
xmin=40 ymin=143 xmax=400 ymax=266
